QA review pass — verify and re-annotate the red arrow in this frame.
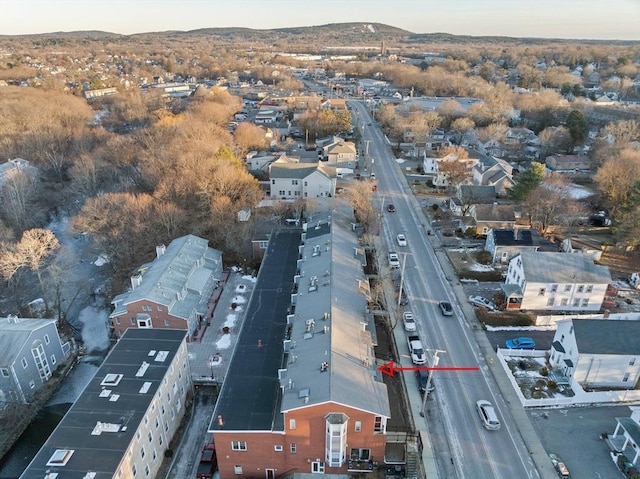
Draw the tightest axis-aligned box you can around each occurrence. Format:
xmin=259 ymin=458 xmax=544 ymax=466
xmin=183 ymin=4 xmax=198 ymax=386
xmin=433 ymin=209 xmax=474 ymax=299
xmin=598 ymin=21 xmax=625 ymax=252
xmin=377 ymin=361 xmax=480 ymax=377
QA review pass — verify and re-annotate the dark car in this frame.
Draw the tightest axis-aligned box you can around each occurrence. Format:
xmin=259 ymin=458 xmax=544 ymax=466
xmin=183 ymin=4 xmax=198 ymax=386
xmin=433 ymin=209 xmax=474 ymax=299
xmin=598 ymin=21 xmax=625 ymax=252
xmin=416 ymin=370 xmax=435 ymax=395
xmin=387 ymin=204 xmax=396 ymax=213
xmin=439 ymin=301 xmax=453 ymax=316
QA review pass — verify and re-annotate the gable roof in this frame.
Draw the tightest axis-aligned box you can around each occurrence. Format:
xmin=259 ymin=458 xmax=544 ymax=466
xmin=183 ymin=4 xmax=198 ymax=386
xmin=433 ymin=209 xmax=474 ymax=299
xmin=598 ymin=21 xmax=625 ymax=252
xmin=572 ymin=319 xmax=640 ymax=355
xmin=110 ymin=235 xmax=223 ymax=320
xmin=491 ymin=229 xmax=535 ymax=246
xmin=517 ymin=252 xmax=612 ymax=284
xmin=472 ymin=204 xmax=515 ymax=222
xmin=0 ymin=317 xmax=58 ymax=366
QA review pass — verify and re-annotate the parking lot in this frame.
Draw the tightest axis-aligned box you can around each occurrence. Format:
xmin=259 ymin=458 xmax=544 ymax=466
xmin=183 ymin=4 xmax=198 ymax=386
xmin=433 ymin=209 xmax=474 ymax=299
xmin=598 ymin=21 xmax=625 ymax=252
xmin=529 ymin=405 xmax=630 ymax=479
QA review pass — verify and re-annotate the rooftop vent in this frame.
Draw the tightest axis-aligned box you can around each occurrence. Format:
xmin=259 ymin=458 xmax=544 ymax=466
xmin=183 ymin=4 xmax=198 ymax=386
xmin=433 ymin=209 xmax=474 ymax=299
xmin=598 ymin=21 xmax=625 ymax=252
xmin=91 ymin=421 xmax=122 ymax=436
xmin=46 ymin=449 xmax=74 ymax=467
xmin=135 ymin=361 xmax=150 ymax=378
xmin=100 ymin=374 xmax=123 ymax=387
xmin=139 ymin=381 xmax=152 ymax=394
xmin=154 ymin=351 xmax=169 ymax=362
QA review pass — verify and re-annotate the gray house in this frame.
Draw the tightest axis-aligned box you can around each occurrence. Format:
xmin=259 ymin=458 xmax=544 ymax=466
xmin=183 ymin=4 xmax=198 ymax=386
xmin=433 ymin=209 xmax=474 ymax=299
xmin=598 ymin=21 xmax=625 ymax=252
xmin=0 ymin=317 xmax=70 ymax=404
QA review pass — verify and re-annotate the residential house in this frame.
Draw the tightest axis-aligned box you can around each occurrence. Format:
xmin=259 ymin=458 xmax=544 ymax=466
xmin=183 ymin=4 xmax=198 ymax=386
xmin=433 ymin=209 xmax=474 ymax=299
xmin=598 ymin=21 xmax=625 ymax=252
xmin=503 ymin=252 xmax=612 ymax=311
xmin=0 ymin=158 xmax=36 ymax=188
xmin=484 ymin=228 xmax=555 ymax=263
xmin=210 ymin=210 xmax=392 ymax=478
xmin=545 ymin=154 xmax=592 ymax=174
xmin=109 ymin=235 xmax=223 ymax=339
xmin=423 ymin=153 xmax=478 ymax=189
xmin=455 ymin=185 xmax=496 ymax=215
xmin=469 ymin=203 xmax=516 ymax=235
xmin=609 ymin=406 xmax=640 ymax=467
xmin=323 ymin=141 xmax=357 ymax=168
xmin=269 ymin=159 xmax=336 ymax=199
xmin=550 ymin=319 xmax=640 ymax=389
xmin=472 ymin=156 xmax=515 ymax=196
xmin=254 ymin=108 xmax=280 ymax=124
xmin=21 ymin=329 xmax=190 ymax=479
xmin=0 ymin=316 xmax=70 ymax=404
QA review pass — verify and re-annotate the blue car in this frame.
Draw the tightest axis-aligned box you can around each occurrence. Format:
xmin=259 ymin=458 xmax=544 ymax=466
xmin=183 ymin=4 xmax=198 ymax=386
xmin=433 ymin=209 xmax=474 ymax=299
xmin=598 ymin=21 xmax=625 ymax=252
xmin=505 ymin=337 xmax=535 ymax=349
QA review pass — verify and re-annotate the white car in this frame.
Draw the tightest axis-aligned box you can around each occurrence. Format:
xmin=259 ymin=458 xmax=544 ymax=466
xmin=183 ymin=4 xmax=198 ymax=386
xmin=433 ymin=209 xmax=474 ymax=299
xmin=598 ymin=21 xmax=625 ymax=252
xmin=388 ymin=252 xmax=400 ymax=268
xmin=468 ymin=295 xmax=496 ymax=311
xmin=476 ymin=400 xmax=501 ymax=430
xmin=402 ymin=311 xmax=416 ymax=332
xmin=396 ymin=234 xmax=407 ymax=247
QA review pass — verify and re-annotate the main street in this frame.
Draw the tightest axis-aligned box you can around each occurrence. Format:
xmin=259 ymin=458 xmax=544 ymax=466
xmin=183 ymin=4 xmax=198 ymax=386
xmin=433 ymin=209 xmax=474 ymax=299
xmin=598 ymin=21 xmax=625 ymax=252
xmin=350 ymin=100 xmax=540 ymax=479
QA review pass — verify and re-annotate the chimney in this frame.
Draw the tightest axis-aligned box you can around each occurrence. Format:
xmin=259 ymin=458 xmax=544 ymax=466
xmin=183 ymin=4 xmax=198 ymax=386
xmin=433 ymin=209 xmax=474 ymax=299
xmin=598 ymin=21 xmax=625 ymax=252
xmin=156 ymin=244 xmax=166 ymax=257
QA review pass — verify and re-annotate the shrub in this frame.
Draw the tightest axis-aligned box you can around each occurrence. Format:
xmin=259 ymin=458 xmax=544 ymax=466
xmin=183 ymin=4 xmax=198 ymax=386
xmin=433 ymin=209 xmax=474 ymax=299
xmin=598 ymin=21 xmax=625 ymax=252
xmin=540 ymin=366 xmax=549 ymax=376
xmin=475 ymin=251 xmax=493 ymax=265
xmin=164 ymin=449 xmax=174 ymax=458
xmin=431 ymin=204 xmax=439 ymax=212
xmin=547 ymin=380 xmax=558 ymax=390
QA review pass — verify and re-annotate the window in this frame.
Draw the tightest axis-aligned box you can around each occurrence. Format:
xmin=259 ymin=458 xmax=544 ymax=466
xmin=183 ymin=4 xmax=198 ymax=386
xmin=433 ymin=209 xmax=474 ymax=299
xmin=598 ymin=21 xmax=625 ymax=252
xmin=290 ymin=443 xmax=296 ymax=453
xmin=1 ymin=368 xmax=9 ymax=377
xmin=577 ymin=285 xmax=584 ymax=293
xmin=623 ymin=373 xmax=630 ymax=382
xmin=271 ymin=179 xmax=275 ymax=185
xmin=148 ymin=431 xmax=153 ymax=443
xmin=159 ymin=435 xmax=163 ymax=446
xmin=551 ymin=284 xmax=558 ymax=293
xmin=132 ymin=464 xmax=137 ymax=477
xmin=116 ymin=318 xmax=121 ymax=324
xmin=350 ymin=448 xmax=371 ymax=461
xmin=21 ymin=358 xmax=28 ymax=369
xmin=564 ymin=285 xmax=572 ymax=292
xmin=354 ymin=421 xmax=361 ymax=432
xmin=573 ymin=298 xmax=580 ymax=307
xmin=29 ymin=380 xmax=35 ymax=389
xmin=137 ymin=318 xmax=151 ymax=328
xmin=145 ymin=465 xmax=150 ymax=477
xmin=51 ymin=354 xmax=57 ymax=365
xmin=292 ymin=180 xmax=298 ymax=185
xmin=561 ymin=298 xmax=568 ymax=306
xmin=234 ymin=465 xmax=243 ymax=475
xmin=326 ymin=414 xmax=348 ymax=467
xmin=130 ymin=318 xmax=136 ymax=326
xmin=374 ymin=416 xmax=386 ymax=433
xmin=157 ymin=305 xmax=163 ymax=311
xmin=44 ymin=334 xmax=50 ymax=345
xmin=630 ymin=358 xmax=636 ymax=366
xmin=538 ymin=288 xmax=546 ymax=296
xmin=164 ymin=319 xmax=170 ymax=327
xmin=140 ymin=447 xmax=145 ymax=459
xmin=570 ymin=325 xmax=574 ymax=334
xmin=289 ymin=419 xmax=296 ymax=430
xmin=582 ymin=298 xmax=589 ymax=307
xmin=153 ymin=449 xmax=157 ymax=460
xmin=279 ymin=190 xmax=285 ymax=196
xmin=311 ymin=462 xmax=325 ymax=474
xmin=155 ymin=418 xmax=159 ymax=429
xmin=274 ymin=445 xmax=283 ymax=452
xmin=231 ymin=441 xmax=247 ymax=451
xmin=586 ymin=285 xmax=593 ymax=293
xmin=304 ymin=181 xmax=308 ymax=186
xmin=547 ymin=298 xmax=554 ymax=307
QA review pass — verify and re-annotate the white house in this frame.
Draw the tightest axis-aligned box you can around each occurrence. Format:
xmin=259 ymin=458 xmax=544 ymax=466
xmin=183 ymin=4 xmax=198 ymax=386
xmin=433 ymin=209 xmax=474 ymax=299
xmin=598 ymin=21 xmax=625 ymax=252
xmin=269 ymin=159 xmax=335 ymax=199
xmin=422 ymin=153 xmax=478 ymax=188
xmin=610 ymin=407 xmax=640 ymax=466
xmin=550 ymin=319 xmax=640 ymax=389
xmin=503 ymin=252 xmax=612 ymax=311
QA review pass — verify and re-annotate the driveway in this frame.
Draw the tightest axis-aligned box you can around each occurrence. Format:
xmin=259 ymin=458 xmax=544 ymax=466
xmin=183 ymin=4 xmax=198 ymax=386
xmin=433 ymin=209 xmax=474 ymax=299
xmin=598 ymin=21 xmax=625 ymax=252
xmin=529 ymin=405 xmax=629 ymax=479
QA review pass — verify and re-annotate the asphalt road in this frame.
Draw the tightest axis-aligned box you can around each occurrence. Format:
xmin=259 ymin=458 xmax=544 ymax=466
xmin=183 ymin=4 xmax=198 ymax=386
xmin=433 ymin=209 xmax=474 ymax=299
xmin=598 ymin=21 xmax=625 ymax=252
xmin=351 ymin=100 xmax=540 ymax=479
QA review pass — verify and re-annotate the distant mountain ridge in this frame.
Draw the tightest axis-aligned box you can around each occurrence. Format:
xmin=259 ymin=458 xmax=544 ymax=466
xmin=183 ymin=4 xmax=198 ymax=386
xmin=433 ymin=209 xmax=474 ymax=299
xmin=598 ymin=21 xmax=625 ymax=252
xmin=0 ymin=23 xmax=632 ymax=46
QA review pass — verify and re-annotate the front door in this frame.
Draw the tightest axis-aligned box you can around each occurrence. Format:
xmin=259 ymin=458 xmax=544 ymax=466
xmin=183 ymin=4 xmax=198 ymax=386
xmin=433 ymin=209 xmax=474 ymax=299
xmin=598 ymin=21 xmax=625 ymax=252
xmin=266 ymin=469 xmax=275 ymax=479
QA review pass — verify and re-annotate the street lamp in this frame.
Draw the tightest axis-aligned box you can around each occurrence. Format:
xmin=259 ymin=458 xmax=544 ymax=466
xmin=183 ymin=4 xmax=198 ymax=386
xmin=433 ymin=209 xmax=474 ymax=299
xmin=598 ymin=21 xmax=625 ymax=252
xmin=420 ymin=349 xmax=446 ymax=417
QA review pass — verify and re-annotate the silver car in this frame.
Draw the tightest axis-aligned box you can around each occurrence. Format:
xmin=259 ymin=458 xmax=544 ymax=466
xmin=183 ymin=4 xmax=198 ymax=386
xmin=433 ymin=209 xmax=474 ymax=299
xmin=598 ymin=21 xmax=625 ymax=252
xmin=468 ymin=295 xmax=496 ymax=311
xmin=476 ymin=400 xmax=501 ymax=430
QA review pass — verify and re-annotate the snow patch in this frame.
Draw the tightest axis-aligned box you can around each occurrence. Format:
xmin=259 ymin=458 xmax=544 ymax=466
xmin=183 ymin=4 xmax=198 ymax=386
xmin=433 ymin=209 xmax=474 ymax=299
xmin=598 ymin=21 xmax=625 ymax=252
xmin=47 ymin=362 xmax=99 ymax=405
xmin=93 ymin=254 xmax=109 ymax=266
xmin=231 ymin=296 xmax=246 ymax=304
xmin=216 ymin=334 xmax=231 ymax=349
xmin=487 ymin=325 xmax=556 ymax=331
xmin=467 ymin=263 xmax=494 ymax=272
xmin=395 ymin=158 xmax=406 ymax=163
xmin=242 ymin=274 xmax=257 ymax=282
xmin=224 ymin=314 xmax=237 ymax=329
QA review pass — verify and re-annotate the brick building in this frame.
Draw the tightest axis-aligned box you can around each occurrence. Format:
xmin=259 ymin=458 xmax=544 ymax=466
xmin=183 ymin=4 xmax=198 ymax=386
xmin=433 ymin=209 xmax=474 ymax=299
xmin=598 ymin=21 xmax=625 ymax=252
xmin=210 ymin=209 xmax=390 ymax=478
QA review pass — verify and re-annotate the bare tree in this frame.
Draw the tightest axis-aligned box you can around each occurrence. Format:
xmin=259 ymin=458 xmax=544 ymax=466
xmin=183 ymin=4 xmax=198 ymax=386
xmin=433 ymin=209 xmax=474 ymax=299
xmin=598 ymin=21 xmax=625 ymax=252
xmin=0 ymin=228 xmax=60 ymax=313
xmin=450 ymin=117 xmax=475 ymax=145
xmin=341 ymin=180 xmax=377 ymax=233
xmin=594 ymin=148 xmax=640 ymax=217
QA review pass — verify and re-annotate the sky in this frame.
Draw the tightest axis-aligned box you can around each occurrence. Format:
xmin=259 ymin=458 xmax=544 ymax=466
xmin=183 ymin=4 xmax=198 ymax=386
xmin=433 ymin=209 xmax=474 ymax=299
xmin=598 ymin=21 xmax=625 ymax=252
xmin=1 ymin=0 xmax=639 ymax=40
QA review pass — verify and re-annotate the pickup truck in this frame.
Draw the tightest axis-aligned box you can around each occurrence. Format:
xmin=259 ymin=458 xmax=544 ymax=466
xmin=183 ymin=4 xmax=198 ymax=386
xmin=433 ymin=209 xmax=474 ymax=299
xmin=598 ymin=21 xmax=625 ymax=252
xmin=406 ymin=335 xmax=426 ymax=365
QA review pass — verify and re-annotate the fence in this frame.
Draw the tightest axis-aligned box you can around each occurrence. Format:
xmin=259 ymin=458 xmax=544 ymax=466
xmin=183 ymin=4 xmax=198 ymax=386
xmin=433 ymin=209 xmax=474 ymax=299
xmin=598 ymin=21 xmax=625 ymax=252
xmin=534 ymin=311 xmax=640 ymax=326
xmin=496 ymin=349 xmax=640 ymax=407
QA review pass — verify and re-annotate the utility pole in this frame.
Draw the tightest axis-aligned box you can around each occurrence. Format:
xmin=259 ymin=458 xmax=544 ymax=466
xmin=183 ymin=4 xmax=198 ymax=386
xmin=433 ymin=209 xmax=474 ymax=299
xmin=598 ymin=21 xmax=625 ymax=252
xmin=420 ymin=349 xmax=446 ymax=417
xmin=396 ymin=252 xmax=409 ymax=312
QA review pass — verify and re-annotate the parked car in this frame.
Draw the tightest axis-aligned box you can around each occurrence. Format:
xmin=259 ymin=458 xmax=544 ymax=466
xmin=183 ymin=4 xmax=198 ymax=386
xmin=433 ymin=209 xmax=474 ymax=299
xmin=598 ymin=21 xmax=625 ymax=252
xmin=549 ymin=453 xmax=570 ymax=478
xmin=396 ymin=234 xmax=407 ymax=247
xmin=402 ymin=311 xmax=416 ymax=332
xmin=505 ymin=337 xmax=535 ymax=350
xmin=416 ymin=370 xmax=435 ymax=395
xmin=439 ymin=301 xmax=453 ymax=316
xmin=388 ymin=252 xmax=400 ymax=268
xmin=476 ymin=400 xmax=501 ymax=430
xmin=387 ymin=204 xmax=396 ymax=213
xmin=468 ymin=295 xmax=496 ymax=311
